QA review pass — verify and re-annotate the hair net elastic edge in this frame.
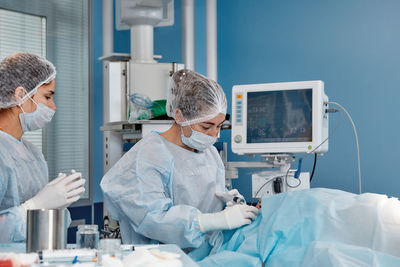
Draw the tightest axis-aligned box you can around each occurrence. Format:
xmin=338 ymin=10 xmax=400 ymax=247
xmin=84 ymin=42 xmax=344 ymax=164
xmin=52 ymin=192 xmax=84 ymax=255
xmin=18 ymin=72 xmax=56 ymax=107
xmin=180 ymin=111 xmax=226 ymax=126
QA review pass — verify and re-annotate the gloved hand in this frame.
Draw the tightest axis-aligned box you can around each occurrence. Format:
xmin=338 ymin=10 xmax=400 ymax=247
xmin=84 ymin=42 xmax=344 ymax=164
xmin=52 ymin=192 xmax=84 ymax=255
xmin=21 ymin=170 xmax=85 ymax=210
xmin=215 ymin=189 xmax=245 ymax=206
xmin=198 ymin=204 xmax=259 ymax=233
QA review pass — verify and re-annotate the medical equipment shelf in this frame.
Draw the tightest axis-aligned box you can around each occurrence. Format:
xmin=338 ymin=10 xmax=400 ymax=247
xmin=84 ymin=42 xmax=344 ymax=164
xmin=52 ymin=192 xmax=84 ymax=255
xmin=101 ymin=120 xmax=173 ymax=137
xmin=101 ymin=119 xmax=231 ymax=134
xmin=100 ymin=120 xmax=172 ymax=131
xmin=101 ymin=120 xmax=175 ymax=144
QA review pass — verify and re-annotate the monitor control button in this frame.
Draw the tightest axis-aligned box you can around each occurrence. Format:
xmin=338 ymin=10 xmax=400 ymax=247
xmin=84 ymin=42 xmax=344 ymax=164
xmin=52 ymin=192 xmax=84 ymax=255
xmin=234 ymin=135 xmax=242 ymax=143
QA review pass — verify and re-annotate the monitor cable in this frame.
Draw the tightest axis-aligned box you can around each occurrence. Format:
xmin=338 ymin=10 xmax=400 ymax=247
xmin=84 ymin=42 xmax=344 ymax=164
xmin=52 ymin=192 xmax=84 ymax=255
xmin=309 ymin=154 xmax=317 ymax=182
xmin=252 ymin=174 xmax=289 ymax=206
xmin=326 ymin=101 xmax=362 ymax=194
xmin=308 ymin=107 xmax=342 ymax=154
xmin=253 ymin=177 xmax=276 ymax=200
xmin=305 ymin=108 xmax=342 ymax=184
xmin=306 ymin=108 xmax=343 ymax=186
xmin=286 ymin=162 xmax=301 ymax=188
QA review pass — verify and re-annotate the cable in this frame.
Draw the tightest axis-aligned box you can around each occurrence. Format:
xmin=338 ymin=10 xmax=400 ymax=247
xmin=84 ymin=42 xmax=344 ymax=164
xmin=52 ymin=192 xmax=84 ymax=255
xmin=253 ymin=177 xmax=276 ymax=200
xmin=327 ymin=101 xmax=362 ymax=194
xmin=252 ymin=169 xmax=301 ymax=205
xmin=252 ymin=175 xmax=284 ymax=205
xmin=286 ymin=175 xmax=301 ymax=188
xmin=308 ymin=108 xmax=343 ymax=154
xmin=309 ymin=154 xmax=317 ymax=182
xmin=302 ymin=106 xmax=342 ymax=183
xmin=284 ymin=167 xmax=301 ymax=188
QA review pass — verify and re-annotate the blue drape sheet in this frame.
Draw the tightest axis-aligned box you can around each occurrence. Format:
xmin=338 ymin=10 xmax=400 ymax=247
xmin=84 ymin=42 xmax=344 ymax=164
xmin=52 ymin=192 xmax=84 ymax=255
xmin=197 ymin=188 xmax=400 ymax=266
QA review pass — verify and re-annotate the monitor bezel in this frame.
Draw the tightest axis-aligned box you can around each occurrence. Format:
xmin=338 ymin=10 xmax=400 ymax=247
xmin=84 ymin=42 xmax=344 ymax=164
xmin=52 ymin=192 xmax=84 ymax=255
xmin=231 ymin=80 xmax=327 ymax=155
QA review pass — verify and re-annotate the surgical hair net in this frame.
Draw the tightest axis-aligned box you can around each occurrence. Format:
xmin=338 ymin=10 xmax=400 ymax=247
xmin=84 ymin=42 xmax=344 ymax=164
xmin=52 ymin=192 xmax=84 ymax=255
xmin=0 ymin=52 xmax=56 ymax=109
xmin=166 ymin=69 xmax=227 ymax=126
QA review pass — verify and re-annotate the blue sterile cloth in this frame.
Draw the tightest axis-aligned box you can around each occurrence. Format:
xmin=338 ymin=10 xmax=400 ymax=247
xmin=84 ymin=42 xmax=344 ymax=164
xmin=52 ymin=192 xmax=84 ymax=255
xmin=198 ymin=188 xmax=400 ymax=267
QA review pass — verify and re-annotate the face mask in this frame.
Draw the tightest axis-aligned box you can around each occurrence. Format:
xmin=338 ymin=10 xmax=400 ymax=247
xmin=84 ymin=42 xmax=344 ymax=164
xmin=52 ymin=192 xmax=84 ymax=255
xmin=181 ymin=126 xmax=217 ymax=152
xmin=18 ymin=97 xmax=55 ymax=132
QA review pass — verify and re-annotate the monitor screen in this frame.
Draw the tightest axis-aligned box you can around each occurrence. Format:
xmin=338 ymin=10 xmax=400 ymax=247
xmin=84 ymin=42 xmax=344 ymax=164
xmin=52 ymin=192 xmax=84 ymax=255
xmin=246 ymin=89 xmax=312 ymax=143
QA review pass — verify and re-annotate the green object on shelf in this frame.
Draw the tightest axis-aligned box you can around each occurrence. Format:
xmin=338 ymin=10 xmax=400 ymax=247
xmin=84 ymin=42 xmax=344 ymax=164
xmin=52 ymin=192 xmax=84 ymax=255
xmin=151 ymin=99 xmax=167 ymax=118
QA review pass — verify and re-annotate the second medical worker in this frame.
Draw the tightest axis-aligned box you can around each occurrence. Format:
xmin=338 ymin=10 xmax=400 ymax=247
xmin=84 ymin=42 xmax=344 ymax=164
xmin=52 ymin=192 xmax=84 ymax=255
xmin=0 ymin=52 xmax=86 ymax=242
xmin=101 ymin=70 xmax=259 ymax=251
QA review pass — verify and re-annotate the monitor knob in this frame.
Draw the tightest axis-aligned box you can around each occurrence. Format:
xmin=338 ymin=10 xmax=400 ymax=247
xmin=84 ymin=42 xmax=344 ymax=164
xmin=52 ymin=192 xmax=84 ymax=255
xmin=234 ymin=135 xmax=242 ymax=143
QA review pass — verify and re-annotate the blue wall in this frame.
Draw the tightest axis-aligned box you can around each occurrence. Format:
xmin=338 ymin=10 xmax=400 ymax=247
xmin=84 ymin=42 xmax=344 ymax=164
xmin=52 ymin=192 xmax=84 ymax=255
xmin=217 ymin=0 xmax=400 ymax=199
xmin=93 ymin=0 xmax=400 ymax=204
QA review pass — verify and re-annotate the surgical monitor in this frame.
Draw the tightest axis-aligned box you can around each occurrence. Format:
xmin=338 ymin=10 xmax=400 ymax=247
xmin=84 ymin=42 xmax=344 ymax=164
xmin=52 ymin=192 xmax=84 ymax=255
xmin=231 ymin=81 xmax=328 ymax=155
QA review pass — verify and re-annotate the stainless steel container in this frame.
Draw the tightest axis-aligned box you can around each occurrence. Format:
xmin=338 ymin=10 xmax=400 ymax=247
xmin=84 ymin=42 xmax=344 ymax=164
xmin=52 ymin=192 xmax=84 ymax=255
xmin=26 ymin=209 xmax=67 ymax=253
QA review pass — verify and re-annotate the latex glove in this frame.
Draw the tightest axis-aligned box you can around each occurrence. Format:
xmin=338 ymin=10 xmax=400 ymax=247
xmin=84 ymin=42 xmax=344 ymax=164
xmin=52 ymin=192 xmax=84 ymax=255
xmin=215 ymin=189 xmax=245 ymax=206
xmin=22 ymin=171 xmax=85 ymax=210
xmin=198 ymin=204 xmax=259 ymax=233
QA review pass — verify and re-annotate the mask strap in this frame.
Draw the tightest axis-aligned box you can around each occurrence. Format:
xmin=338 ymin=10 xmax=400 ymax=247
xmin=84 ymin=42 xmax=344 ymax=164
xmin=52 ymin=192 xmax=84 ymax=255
xmin=180 ymin=123 xmax=194 ymax=137
xmin=17 ymin=72 xmax=56 ymax=107
xmin=18 ymin=94 xmax=38 ymax=114
xmin=29 ymin=96 xmax=39 ymax=107
xmin=188 ymin=125 xmax=194 ymax=133
xmin=19 ymin=90 xmax=33 ymax=105
xmin=18 ymin=104 xmax=25 ymax=113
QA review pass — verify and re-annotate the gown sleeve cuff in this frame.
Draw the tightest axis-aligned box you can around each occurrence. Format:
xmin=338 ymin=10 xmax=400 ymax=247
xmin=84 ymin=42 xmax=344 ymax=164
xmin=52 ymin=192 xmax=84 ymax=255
xmin=17 ymin=204 xmax=28 ymax=225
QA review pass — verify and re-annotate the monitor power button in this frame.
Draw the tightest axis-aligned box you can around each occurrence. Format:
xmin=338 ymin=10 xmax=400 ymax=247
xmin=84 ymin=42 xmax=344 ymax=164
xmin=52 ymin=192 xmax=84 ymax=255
xmin=234 ymin=135 xmax=242 ymax=143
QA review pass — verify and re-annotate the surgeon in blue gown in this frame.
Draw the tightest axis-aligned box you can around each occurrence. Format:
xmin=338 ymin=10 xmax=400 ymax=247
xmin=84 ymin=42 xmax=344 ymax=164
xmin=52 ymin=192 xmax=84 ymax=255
xmin=101 ymin=70 xmax=259 ymax=253
xmin=0 ymin=52 xmax=86 ymax=242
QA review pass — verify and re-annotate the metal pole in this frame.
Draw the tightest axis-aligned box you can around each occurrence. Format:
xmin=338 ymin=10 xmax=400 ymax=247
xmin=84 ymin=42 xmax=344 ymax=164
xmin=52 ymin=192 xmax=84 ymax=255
xmin=206 ymin=0 xmax=217 ymax=81
xmin=182 ymin=0 xmax=195 ymax=70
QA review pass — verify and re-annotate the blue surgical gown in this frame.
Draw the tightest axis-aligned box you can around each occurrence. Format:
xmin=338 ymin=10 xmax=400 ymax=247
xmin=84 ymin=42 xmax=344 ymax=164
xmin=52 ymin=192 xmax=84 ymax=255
xmin=0 ymin=130 xmax=48 ymax=242
xmin=100 ymin=132 xmax=226 ymax=249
